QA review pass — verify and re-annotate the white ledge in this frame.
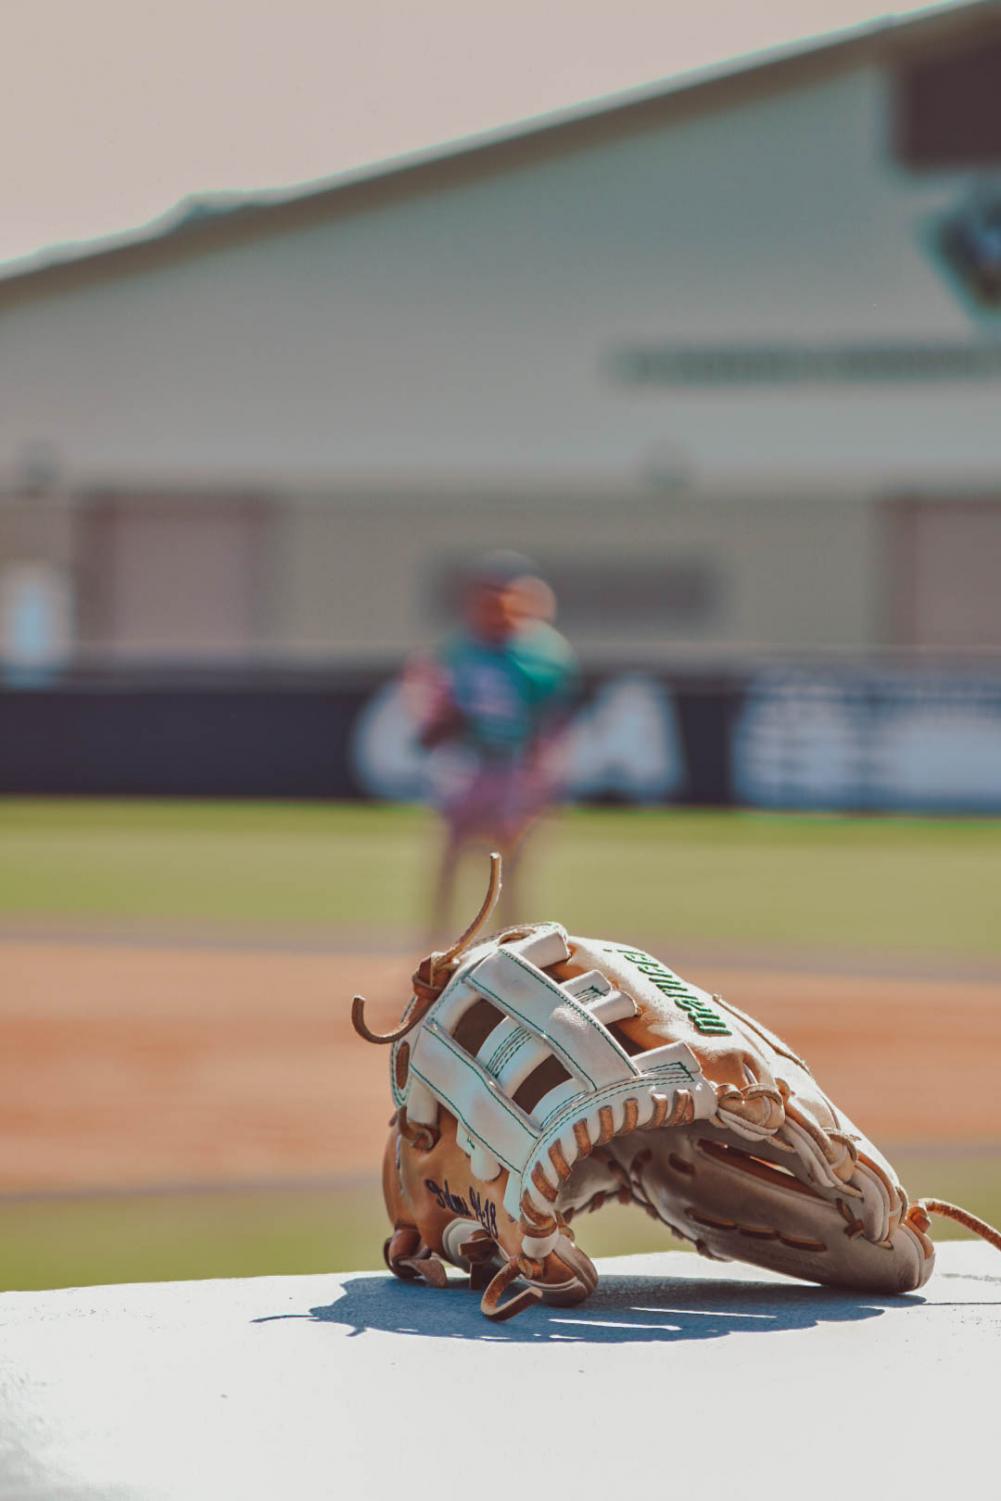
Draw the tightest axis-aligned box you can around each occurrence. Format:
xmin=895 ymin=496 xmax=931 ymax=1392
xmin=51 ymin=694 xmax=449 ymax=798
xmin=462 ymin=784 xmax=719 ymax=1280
xmin=1 ymin=1244 xmax=998 ymax=1499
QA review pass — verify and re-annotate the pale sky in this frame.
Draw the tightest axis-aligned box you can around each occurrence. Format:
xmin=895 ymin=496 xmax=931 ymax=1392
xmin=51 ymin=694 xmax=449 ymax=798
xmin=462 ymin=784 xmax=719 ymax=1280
xmin=3 ymin=0 xmax=954 ymax=270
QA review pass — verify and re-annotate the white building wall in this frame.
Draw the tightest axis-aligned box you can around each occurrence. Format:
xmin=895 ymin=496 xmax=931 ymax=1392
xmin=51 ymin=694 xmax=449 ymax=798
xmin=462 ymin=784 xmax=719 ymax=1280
xmin=266 ymin=487 xmax=880 ymax=663
xmin=1 ymin=64 xmax=998 ymax=492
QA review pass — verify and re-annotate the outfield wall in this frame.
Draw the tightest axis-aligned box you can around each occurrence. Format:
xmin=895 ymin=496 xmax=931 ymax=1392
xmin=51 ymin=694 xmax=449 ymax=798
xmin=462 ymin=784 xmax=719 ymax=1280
xmin=3 ymin=664 xmax=1000 ymax=812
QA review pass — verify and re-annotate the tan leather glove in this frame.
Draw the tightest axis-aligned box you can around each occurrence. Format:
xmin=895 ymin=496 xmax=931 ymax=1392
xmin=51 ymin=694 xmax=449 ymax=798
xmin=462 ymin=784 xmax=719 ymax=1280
xmin=353 ymin=858 xmax=998 ymax=1320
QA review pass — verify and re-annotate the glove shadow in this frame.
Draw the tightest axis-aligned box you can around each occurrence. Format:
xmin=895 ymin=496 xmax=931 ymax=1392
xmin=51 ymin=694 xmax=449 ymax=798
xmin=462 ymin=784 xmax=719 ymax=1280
xmin=260 ymin=1269 xmax=923 ymax=1344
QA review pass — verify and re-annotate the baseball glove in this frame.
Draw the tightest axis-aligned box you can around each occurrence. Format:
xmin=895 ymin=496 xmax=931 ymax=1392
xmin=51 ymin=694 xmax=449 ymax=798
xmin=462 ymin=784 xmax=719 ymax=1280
xmin=352 ymin=856 xmax=1000 ymax=1320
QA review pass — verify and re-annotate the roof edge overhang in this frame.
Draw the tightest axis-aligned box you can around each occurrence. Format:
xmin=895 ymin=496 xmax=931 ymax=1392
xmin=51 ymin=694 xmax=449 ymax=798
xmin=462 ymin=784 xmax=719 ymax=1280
xmin=1 ymin=0 xmax=999 ymax=308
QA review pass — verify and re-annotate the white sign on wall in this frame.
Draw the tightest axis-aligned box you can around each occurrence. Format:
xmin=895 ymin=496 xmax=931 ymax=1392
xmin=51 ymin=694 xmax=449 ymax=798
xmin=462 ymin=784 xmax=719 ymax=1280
xmin=350 ymin=674 xmax=685 ymax=805
xmin=733 ymin=670 xmax=1001 ymax=813
xmin=0 ymin=562 xmax=72 ymax=680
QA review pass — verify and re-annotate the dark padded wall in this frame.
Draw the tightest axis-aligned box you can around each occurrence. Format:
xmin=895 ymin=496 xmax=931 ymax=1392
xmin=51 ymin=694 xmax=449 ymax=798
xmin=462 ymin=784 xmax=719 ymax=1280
xmin=0 ymin=674 xmax=740 ymax=804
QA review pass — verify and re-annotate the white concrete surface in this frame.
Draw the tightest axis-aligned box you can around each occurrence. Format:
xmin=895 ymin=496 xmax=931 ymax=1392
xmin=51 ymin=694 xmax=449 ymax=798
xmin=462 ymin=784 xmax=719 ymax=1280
xmin=1 ymin=1244 xmax=998 ymax=1501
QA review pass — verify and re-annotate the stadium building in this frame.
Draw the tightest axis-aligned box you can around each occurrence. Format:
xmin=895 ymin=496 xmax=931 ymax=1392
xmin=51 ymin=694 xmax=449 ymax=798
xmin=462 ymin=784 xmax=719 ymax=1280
xmin=2 ymin=0 xmax=1001 ymax=806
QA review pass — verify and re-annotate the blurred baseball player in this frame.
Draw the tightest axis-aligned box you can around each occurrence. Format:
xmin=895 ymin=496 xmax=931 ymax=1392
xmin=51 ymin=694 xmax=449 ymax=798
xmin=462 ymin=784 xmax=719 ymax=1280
xmin=407 ymin=552 xmax=578 ymax=937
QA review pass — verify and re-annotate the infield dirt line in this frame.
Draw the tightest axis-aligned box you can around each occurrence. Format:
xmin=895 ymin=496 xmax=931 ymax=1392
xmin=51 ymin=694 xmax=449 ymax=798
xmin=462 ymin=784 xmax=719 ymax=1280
xmin=2 ymin=940 xmax=999 ymax=1195
xmin=2 ymin=921 xmax=1000 ymax=982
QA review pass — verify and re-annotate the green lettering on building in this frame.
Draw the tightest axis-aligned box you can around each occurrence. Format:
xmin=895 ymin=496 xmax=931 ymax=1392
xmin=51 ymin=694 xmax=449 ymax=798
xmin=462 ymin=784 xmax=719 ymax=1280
xmin=611 ymin=948 xmax=731 ymax=1036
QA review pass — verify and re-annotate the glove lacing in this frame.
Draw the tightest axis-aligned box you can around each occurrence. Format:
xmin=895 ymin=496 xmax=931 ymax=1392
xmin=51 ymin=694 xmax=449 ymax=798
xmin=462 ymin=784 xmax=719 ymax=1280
xmin=351 ymin=852 xmax=503 ymax=1046
xmin=913 ymin=1199 xmax=1001 ymax=1252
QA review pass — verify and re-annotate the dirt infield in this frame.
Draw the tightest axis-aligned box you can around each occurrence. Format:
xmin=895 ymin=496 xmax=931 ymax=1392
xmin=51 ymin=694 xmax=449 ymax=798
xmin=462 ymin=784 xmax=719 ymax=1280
xmin=2 ymin=939 xmax=999 ymax=1194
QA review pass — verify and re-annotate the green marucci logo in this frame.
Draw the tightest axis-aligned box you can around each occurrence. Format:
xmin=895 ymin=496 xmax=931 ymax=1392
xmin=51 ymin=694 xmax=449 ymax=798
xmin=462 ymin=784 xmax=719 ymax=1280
xmin=611 ymin=947 xmax=731 ymax=1037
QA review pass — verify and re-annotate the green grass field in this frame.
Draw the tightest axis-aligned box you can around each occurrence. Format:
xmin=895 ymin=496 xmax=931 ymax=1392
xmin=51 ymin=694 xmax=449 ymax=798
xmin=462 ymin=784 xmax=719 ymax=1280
xmin=2 ymin=798 xmax=1000 ymax=958
xmin=3 ymin=1148 xmax=998 ymax=1292
xmin=2 ymin=799 xmax=998 ymax=1292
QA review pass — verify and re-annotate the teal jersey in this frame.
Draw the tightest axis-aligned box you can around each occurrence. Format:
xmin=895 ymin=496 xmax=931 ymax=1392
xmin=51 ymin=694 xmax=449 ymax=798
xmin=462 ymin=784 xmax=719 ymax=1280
xmin=440 ymin=623 xmax=577 ymax=756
